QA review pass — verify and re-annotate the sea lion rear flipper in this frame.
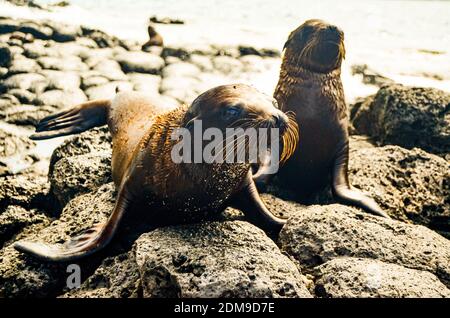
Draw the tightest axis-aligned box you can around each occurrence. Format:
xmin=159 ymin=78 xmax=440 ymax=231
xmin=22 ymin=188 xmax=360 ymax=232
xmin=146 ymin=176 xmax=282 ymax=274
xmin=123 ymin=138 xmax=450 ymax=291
xmin=14 ymin=181 xmax=132 ymax=262
xmin=30 ymin=99 xmax=111 ymax=140
xmin=332 ymin=143 xmax=390 ymax=218
xmin=230 ymin=172 xmax=286 ymax=234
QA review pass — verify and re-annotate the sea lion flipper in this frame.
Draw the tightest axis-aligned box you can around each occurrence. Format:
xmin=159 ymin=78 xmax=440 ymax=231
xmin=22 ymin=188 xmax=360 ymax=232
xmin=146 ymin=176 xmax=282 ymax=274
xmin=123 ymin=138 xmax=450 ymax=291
xmin=14 ymin=181 xmax=132 ymax=262
xmin=30 ymin=100 xmax=110 ymax=140
xmin=332 ymin=143 xmax=390 ymax=218
xmin=231 ymin=172 xmax=286 ymax=234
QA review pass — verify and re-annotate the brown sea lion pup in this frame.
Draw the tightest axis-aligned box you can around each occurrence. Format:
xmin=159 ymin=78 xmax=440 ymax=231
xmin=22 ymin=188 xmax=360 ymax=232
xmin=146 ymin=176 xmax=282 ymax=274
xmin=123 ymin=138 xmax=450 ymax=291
xmin=13 ymin=84 xmax=299 ymax=262
xmin=142 ymin=24 xmax=163 ymax=50
xmin=257 ymin=19 xmax=389 ymax=218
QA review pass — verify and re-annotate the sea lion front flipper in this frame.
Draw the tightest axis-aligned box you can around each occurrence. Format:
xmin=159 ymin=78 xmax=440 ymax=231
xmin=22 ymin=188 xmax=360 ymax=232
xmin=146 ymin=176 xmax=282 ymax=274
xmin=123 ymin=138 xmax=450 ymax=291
xmin=230 ymin=171 xmax=286 ymax=234
xmin=14 ymin=180 xmax=132 ymax=262
xmin=30 ymin=99 xmax=110 ymax=140
xmin=332 ymin=142 xmax=390 ymax=218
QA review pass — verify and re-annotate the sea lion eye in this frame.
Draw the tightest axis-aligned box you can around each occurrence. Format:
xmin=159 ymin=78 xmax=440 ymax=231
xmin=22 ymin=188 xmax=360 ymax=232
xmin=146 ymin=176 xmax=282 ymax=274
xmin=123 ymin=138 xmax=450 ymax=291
xmin=223 ymin=107 xmax=241 ymax=120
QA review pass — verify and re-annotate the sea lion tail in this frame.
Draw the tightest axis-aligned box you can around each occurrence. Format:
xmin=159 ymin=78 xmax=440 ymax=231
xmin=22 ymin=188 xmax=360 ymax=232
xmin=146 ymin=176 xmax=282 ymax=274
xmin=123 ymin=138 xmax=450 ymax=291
xmin=30 ymin=99 xmax=111 ymax=140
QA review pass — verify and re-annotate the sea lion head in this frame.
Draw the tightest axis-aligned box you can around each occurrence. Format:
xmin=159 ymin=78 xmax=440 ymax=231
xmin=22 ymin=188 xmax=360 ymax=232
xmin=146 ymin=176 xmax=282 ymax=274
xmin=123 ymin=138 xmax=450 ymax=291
xmin=283 ymin=19 xmax=345 ymax=73
xmin=183 ymin=84 xmax=298 ymax=163
xmin=147 ymin=25 xmax=157 ymax=37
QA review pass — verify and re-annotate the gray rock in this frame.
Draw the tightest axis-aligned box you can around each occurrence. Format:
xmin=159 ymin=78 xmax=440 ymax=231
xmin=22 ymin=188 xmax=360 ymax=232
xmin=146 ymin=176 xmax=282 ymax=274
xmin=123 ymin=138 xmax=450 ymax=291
xmin=351 ymin=85 xmax=450 ymax=156
xmin=0 ymin=45 xmax=12 ymax=67
xmin=7 ymin=89 xmax=36 ymax=104
xmin=37 ymin=56 xmax=88 ymax=72
xmin=212 ymin=56 xmax=243 ymax=74
xmin=44 ymin=21 xmax=81 ymax=42
xmin=0 ymin=128 xmax=34 ymax=158
xmin=238 ymin=46 xmax=280 ymax=58
xmin=0 ymin=67 xmax=8 ymax=78
xmin=162 ymin=62 xmax=201 ymax=78
xmin=127 ymin=73 xmax=161 ymax=94
xmin=81 ymin=75 xmax=110 ymax=89
xmin=349 ymin=145 xmax=449 ymax=234
xmin=40 ymin=70 xmax=81 ymax=91
xmin=161 ymin=47 xmax=190 ymax=61
xmin=2 ymin=73 xmax=48 ymax=93
xmin=7 ymin=45 xmax=24 ymax=57
xmin=49 ymin=127 xmax=112 ymax=174
xmin=240 ymin=55 xmax=267 ymax=73
xmin=0 ymin=173 xmax=49 ymax=209
xmin=164 ymin=56 xmax=181 ymax=65
xmin=279 ymin=204 xmax=450 ymax=288
xmin=189 ymin=54 xmax=214 ymax=72
xmin=68 ymin=221 xmax=312 ymax=298
xmin=85 ymin=81 xmax=133 ymax=100
xmin=7 ymin=56 xmax=41 ymax=74
xmin=62 ymin=252 xmax=141 ymax=298
xmin=81 ymin=27 xmax=124 ymax=49
xmin=23 ymin=41 xmax=58 ymax=59
xmin=116 ymin=52 xmax=165 ymax=74
xmin=0 ymin=19 xmax=53 ymax=40
xmin=314 ymin=257 xmax=450 ymax=298
xmin=137 ymin=221 xmax=312 ymax=298
xmin=0 ymin=205 xmax=50 ymax=247
xmin=91 ymin=59 xmax=128 ymax=81
xmin=351 ymin=64 xmax=394 ymax=87
xmin=0 ymin=184 xmax=115 ymax=298
xmin=35 ymin=89 xmax=87 ymax=109
xmin=83 ymin=50 xmax=114 ymax=67
xmin=160 ymin=76 xmax=200 ymax=93
xmin=50 ymin=152 xmax=112 ymax=206
xmin=1 ymin=104 xmax=57 ymax=126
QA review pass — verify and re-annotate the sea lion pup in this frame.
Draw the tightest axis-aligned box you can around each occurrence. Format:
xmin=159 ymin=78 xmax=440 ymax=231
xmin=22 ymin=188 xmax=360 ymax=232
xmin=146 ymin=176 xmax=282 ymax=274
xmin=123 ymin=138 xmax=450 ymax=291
xmin=257 ymin=19 xmax=388 ymax=218
xmin=142 ymin=24 xmax=163 ymax=50
xmin=13 ymin=84 xmax=298 ymax=262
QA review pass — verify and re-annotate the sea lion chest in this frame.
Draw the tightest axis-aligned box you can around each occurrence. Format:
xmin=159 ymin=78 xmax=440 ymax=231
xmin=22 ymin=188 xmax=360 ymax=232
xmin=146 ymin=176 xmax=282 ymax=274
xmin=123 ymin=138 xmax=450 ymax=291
xmin=275 ymin=74 xmax=348 ymax=194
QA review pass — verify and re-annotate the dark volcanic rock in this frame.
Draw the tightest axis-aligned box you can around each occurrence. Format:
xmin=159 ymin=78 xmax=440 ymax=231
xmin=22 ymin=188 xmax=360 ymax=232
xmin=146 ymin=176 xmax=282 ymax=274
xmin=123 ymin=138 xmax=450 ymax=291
xmin=279 ymin=204 xmax=450 ymax=288
xmin=62 ymin=252 xmax=141 ymax=298
xmin=351 ymin=64 xmax=394 ymax=87
xmin=314 ymin=257 xmax=450 ymax=298
xmin=2 ymin=73 xmax=48 ymax=93
xmin=0 ymin=184 xmax=115 ymax=298
xmin=0 ymin=45 xmax=13 ymax=67
xmin=116 ymin=51 xmax=165 ymax=74
xmin=48 ymin=127 xmax=112 ymax=205
xmin=81 ymin=27 xmax=125 ymax=49
xmin=351 ymin=85 xmax=450 ymax=156
xmin=0 ymin=127 xmax=34 ymax=157
xmin=49 ymin=126 xmax=111 ymax=173
xmin=50 ymin=152 xmax=112 ymax=206
xmin=34 ymin=89 xmax=87 ymax=109
xmin=66 ymin=221 xmax=312 ymax=298
xmin=0 ymin=173 xmax=50 ymax=210
xmin=349 ymin=145 xmax=449 ymax=234
xmin=0 ymin=205 xmax=50 ymax=247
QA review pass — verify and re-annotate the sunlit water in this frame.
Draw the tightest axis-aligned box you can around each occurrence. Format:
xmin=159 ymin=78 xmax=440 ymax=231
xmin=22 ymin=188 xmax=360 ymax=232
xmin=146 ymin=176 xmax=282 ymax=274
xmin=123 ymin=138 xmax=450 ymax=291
xmin=1 ymin=0 xmax=450 ymax=98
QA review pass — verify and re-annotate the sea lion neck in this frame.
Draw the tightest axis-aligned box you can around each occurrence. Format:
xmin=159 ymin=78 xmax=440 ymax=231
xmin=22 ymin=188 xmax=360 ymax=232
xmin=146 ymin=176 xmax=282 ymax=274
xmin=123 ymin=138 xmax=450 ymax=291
xmin=280 ymin=59 xmax=342 ymax=81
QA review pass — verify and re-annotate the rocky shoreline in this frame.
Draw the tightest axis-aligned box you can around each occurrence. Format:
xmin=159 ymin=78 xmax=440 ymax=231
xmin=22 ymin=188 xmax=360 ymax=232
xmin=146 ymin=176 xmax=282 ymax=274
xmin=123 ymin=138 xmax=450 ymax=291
xmin=0 ymin=16 xmax=449 ymax=298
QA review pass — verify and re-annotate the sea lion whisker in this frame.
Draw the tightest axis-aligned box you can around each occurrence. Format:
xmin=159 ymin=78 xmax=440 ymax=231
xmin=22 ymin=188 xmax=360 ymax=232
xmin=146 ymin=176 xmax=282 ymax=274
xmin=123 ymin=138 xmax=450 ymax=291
xmin=213 ymin=133 xmax=248 ymax=162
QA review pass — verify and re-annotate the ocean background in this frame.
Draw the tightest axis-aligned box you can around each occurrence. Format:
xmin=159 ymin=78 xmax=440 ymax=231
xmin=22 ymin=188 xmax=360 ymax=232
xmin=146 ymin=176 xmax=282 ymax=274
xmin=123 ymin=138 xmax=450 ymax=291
xmin=1 ymin=0 xmax=450 ymax=98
